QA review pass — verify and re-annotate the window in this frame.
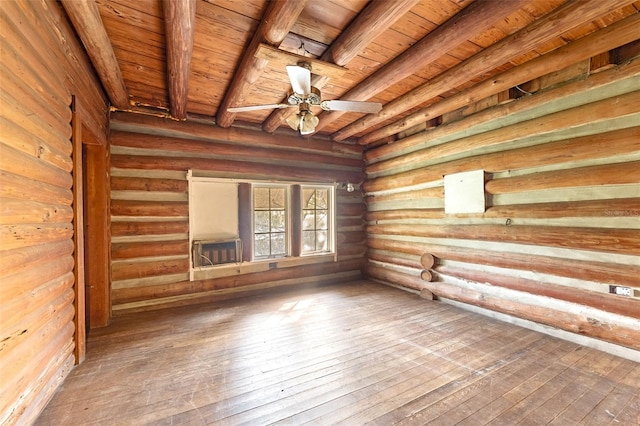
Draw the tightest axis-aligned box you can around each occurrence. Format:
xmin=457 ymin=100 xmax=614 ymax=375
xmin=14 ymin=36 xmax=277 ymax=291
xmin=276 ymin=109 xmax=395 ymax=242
xmin=188 ymin=172 xmax=336 ymax=277
xmin=302 ymin=186 xmax=331 ymax=254
xmin=253 ymin=185 xmax=288 ymax=259
xmin=252 ymin=184 xmax=334 ymax=259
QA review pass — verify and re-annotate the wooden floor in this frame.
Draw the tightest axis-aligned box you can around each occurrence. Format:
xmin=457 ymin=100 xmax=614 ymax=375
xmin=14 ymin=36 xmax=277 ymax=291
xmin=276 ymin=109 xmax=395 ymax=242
xmin=36 ymin=280 xmax=640 ymax=425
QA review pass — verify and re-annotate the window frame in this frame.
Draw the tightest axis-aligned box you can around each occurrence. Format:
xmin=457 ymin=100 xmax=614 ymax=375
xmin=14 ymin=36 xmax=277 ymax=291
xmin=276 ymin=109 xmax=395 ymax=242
xmin=300 ymin=184 xmax=335 ymax=256
xmin=187 ymin=172 xmax=337 ymax=281
xmin=251 ymin=183 xmax=291 ymax=260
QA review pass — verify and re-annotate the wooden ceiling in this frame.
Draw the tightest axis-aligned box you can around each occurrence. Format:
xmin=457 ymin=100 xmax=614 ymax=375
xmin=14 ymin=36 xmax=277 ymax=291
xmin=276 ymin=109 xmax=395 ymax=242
xmin=61 ymin=0 xmax=640 ymax=144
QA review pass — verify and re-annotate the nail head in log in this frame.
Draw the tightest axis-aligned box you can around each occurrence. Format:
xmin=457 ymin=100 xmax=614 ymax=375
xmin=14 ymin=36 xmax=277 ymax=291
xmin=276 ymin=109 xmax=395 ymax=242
xmin=420 ymin=253 xmax=435 ymax=269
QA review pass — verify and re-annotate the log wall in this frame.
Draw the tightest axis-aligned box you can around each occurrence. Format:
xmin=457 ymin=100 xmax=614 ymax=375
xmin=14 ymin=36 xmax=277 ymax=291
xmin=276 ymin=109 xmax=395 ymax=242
xmin=108 ymin=113 xmax=366 ymax=313
xmin=363 ymin=40 xmax=640 ymax=350
xmin=0 ymin=1 xmax=108 ymax=424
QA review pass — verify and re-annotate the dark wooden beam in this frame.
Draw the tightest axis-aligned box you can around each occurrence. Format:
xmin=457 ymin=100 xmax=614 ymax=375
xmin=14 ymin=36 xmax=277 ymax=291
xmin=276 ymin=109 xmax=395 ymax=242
xmin=162 ymin=0 xmax=196 ymax=120
xmin=60 ymin=0 xmax=129 ymax=110
xmin=216 ymin=0 xmax=307 ymax=128
xmin=110 ymin=112 xmax=363 ymax=158
xmin=333 ymin=0 xmax=636 ymax=142
xmin=261 ymin=0 xmax=420 ymax=133
xmin=359 ymin=11 xmax=640 ymax=145
xmin=312 ymin=0 xmax=529 ymax=134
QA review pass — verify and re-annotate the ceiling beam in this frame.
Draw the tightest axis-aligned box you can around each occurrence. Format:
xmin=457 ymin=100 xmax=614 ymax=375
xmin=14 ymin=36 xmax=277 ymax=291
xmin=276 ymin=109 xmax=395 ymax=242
xmin=254 ymin=44 xmax=346 ymax=80
xmin=163 ymin=0 xmax=196 ymax=120
xmin=333 ymin=0 xmax=636 ymax=142
xmin=60 ymin=0 xmax=129 ymax=110
xmin=261 ymin=0 xmax=420 ymax=134
xmin=360 ymin=12 xmax=640 ymax=146
xmin=216 ymin=0 xmax=308 ymax=128
xmin=312 ymin=0 xmax=529 ymax=134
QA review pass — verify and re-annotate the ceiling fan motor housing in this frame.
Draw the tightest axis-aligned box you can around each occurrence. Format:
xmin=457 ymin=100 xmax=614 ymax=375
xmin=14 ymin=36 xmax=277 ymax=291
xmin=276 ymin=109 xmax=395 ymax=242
xmin=288 ymin=86 xmax=321 ymax=106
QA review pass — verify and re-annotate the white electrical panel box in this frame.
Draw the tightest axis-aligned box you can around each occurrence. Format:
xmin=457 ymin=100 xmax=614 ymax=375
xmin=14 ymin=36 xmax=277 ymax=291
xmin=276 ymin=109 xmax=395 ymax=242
xmin=444 ymin=170 xmax=485 ymax=214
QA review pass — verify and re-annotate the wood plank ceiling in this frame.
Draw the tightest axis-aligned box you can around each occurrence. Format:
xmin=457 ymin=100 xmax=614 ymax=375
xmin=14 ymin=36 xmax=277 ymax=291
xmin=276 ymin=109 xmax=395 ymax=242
xmin=61 ymin=0 xmax=640 ymax=144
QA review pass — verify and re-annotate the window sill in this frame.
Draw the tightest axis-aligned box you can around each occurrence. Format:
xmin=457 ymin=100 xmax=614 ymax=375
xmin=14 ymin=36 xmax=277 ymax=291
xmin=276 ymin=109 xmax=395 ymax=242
xmin=190 ymin=253 xmax=336 ymax=282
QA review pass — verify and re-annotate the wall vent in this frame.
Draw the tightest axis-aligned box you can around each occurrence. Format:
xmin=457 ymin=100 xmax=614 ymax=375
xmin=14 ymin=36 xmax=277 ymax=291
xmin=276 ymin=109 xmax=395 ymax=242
xmin=192 ymin=239 xmax=241 ymax=267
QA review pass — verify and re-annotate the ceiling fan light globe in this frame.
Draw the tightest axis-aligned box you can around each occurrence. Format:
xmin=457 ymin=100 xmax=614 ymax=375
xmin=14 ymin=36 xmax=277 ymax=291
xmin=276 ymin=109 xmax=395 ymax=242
xmin=286 ymin=113 xmax=301 ymax=131
xmin=300 ymin=111 xmax=319 ymax=135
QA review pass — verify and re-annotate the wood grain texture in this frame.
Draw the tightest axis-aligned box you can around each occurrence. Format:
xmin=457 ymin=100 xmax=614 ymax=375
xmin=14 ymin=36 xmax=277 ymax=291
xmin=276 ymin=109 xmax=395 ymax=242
xmin=216 ymin=0 xmax=307 ymax=128
xmin=35 ymin=281 xmax=640 ymax=425
xmin=0 ymin=1 xmax=108 ymax=424
xmin=162 ymin=0 xmax=196 ymax=120
xmin=421 ymin=277 xmax=640 ymax=351
xmin=314 ymin=0 xmax=529 ymax=133
xmin=262 ymin=0 xmax=419 ymax=133
xmin=109 ymin=122 xmax=366 ymax=312
xmin=368 ymin=238 xmax=640 ymax=288
xmin=364 ymin=47 xmax=640 ymax=350
xmin=360 ymin=11 xmax=640 ymax=144
xmin=334 ymin=0 xmax=636 ymax=141
xmin=60 ymin=0 xmax=129 ymax=109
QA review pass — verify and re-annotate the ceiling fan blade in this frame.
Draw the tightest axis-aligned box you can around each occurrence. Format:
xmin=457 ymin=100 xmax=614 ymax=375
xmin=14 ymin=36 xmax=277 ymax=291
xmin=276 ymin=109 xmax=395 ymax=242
xmin=286 ymin=65 xmax=311 ymax=95
xmin=321 ymin=100 xmax=382 ymax=114
xmin=227 ymin=103 xmax=295 ymax=112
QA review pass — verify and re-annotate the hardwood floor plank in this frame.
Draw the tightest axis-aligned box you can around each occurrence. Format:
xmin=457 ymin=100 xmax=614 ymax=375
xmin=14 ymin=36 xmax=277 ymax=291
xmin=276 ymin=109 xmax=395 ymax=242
xmin=35 ymin=280 xmax=640 ymax=426
xmin=180 ymin=309 xmax=482 ymax=423
xmin=515 ymin=366 xmax=601 ymax=425
xmin=454 ymin=343 xmax=594 ymax=425
xmin=384 ymin=338 xmax=571 ymax=425
xmin=337 ymin=329 xmax=544 ymax=425
xmin=609 ymin=386 xmax=640 ymax=425
xmin=547 ymin=356 xmax=639 ymax=425
xmin=489 ymin=366 xmax=585 ymax=424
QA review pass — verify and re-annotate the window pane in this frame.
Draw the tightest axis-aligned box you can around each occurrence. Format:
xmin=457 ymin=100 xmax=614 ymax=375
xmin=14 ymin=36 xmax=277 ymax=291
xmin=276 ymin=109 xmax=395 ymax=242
xmin=316 ymin=189 xmax=328 ymax=209
xmin=301 ymin=186 xmax=332 ymax=255
xmin=316 ymin=231 xmax=328 ymax=251
xmin=302 ymin=230 xmax=315 ymax=252
xmin=271 ymin=210 xmax=285 ymax=232
xmin=254 ymin=211 xmax=270 ymax=233
xmin=302 ymin=210 xmax=315 ymax=230
xmin=271 ymin=188 xmax=285 ymax=209
xmin=254 ymin=234 xmax=270 ymax=257
xmin=253 ymin=185 xmax=288 ymax=259
xmin=316 ymin=212 xmax=327 ymax=230
xmin=303 ymin=189 xmax=315 ymax=209
xmin=254 ymin=187 xmax=270 ymax=209
xmin=271 ymin=233 xmax=286 ymax=255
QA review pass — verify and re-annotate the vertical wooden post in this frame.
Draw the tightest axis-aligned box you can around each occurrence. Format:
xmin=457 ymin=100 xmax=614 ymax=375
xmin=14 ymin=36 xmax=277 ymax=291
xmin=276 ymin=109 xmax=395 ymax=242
xmin=71 ymin=96 xmax=86 ymax=363
xmin=85 ymin=128 xmax=111 ymax=328
xmin=238 ymin=183 xmax=253 ymax=261
xmin=291 ymin=185 xmax=301 ymax=257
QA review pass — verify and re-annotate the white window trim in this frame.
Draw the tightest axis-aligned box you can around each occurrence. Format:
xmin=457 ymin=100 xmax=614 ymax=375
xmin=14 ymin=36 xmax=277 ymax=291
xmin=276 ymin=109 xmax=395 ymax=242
xmin=300 ymin=184 xmax=335 ymax=256
xmin=251 ymin=183 xmax=291 ymax=261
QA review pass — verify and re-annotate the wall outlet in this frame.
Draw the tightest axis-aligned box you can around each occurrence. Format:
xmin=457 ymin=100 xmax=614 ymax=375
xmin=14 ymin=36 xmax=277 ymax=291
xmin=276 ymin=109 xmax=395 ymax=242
xmin=609 ymin=285 xmax=632 ymax=297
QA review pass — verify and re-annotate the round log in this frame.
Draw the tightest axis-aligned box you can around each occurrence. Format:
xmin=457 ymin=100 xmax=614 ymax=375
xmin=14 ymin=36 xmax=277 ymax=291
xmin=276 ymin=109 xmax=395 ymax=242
xmin=420 ymin=253 xmax=435 ymax=269
xmin=420 ymin=270 xmax=433 ymax=281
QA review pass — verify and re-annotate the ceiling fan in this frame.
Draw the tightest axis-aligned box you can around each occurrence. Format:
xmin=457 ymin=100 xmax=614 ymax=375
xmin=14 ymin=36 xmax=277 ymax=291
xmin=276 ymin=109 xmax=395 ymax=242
xmin=227 ymin=63 xmax=382 ymax=135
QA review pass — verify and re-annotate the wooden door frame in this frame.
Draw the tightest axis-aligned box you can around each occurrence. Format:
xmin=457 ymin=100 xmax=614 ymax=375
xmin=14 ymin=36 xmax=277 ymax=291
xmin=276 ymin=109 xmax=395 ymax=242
xmin=71 ymin=96 xmax=87 ymax=364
